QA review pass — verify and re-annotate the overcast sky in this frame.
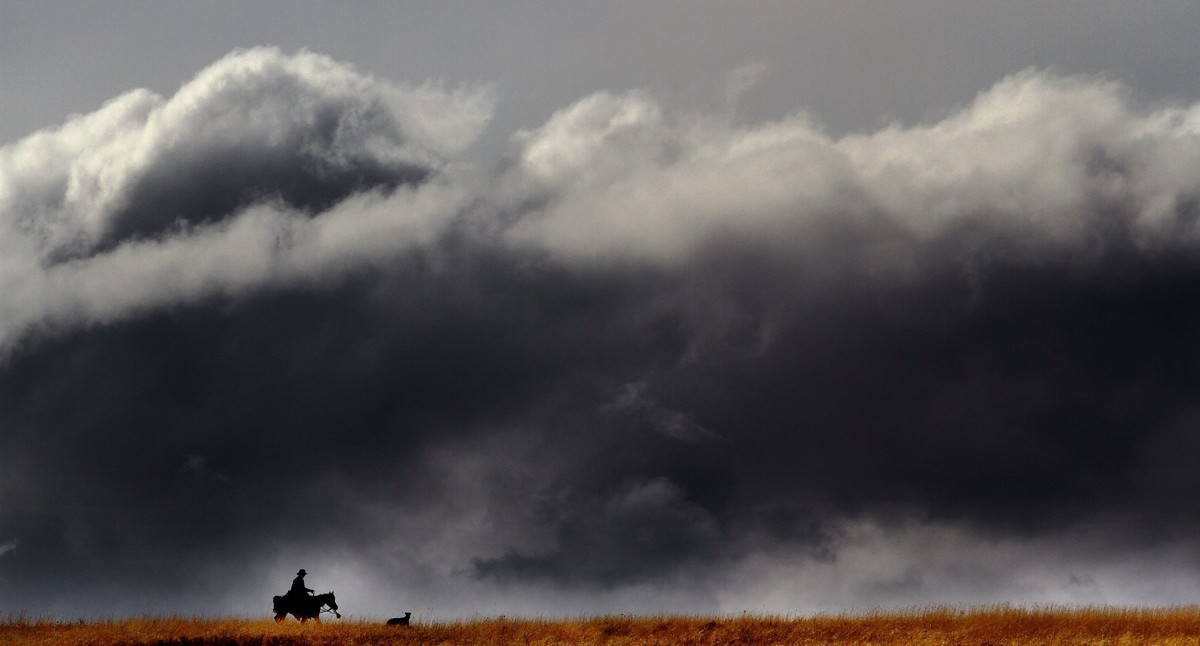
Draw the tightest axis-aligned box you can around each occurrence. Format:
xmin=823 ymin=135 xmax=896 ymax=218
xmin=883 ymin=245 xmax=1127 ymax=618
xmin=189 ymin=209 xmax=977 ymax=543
xmin=3 ymin=1 xmax=1200 ymax=621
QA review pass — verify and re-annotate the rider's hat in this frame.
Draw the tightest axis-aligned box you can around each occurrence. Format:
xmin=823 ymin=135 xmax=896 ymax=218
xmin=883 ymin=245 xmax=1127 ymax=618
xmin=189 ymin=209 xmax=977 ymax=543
xmin=297 ymin=569 xmax=307 ymax=576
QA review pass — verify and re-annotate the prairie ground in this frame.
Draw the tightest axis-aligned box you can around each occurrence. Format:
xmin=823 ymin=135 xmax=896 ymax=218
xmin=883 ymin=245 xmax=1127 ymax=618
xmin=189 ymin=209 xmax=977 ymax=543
xmin=4 ymin=606 xmax=1200 ymax=645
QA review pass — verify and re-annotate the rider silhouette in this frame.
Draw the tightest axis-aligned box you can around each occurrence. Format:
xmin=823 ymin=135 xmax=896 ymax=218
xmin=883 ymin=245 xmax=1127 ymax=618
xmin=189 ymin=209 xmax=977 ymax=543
xmin=290 ymin=569 xmax=314 ymax=598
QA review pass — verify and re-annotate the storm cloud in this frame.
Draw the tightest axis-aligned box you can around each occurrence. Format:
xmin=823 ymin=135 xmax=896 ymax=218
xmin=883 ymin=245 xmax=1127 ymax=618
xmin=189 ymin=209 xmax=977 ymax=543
xmin=0 ymin=47 xmax=491 ymax=354
xmin=3 ymin=48 xmax=1200 ymax=618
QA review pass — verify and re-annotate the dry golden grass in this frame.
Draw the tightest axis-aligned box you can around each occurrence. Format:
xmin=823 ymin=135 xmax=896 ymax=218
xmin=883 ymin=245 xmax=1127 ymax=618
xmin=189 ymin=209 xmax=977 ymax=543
xmin=4 ymin=606 xmax=1200 ymax=645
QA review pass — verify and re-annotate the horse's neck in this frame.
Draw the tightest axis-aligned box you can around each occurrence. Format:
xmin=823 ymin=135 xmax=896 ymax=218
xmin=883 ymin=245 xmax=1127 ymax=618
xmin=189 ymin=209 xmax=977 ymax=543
xmin=314 ymin=593 xmax=332 ymax=603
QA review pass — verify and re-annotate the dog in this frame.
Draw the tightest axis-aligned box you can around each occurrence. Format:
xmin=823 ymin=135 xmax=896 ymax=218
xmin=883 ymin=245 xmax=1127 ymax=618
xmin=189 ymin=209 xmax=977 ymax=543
xmin=386 ymin=612 xmax=412 ymax=626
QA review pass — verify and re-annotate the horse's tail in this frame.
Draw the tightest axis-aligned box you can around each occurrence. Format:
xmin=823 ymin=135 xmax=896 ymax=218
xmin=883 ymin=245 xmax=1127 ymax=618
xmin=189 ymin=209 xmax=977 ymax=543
xmin=272 ymin=595 xmax=284 ymax=613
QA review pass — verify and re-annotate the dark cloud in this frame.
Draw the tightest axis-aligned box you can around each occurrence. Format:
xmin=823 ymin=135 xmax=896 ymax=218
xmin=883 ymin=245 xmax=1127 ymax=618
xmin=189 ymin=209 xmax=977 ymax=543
xmin=3 ymin=53 xmax=1200 ymax=617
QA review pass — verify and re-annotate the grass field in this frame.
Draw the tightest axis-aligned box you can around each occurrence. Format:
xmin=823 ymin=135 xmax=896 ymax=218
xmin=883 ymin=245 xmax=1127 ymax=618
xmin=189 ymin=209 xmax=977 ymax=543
xmin=4 ymin=606 xmax=1200 ymax=645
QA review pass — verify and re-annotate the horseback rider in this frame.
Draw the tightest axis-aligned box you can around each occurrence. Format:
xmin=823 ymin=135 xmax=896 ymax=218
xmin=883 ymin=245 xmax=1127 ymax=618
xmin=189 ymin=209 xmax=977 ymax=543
xmin=289 ymin=569 xmax=314 ymax=598
xmin=273 ymin=569 xmax=339 ymax=622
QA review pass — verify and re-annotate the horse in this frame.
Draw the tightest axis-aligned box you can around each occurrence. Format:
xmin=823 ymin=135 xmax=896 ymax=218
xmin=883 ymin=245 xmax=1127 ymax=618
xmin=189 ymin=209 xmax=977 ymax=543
xmin=272 ymin=591 xmax=340 ymax=623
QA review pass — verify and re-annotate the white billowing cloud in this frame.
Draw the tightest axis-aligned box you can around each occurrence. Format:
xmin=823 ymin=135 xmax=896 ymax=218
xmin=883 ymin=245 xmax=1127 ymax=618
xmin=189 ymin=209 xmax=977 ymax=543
xmin=0 ymin=48 xmax=492 ymax=355
xmin=4 ymin=58 xmax=1200 ymax=361
xmin=513 ymin=91 xmax=673 ymax=190
xmin=840 ymin=71 xmax=1200 ymax=240
xmin=505 ymin=90 xmax=849 ymax=263
xmin=3 ymin=47 xmax=491 ymax=257
xmin=506 ymin=69 xmax=1200 ymax=264
xmin=0 ymin=180 xmax=472 ymax=353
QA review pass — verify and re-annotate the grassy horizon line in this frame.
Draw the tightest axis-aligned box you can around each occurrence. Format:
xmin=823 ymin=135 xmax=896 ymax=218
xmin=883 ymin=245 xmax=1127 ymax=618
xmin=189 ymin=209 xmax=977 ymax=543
xmin=5 ymin=605 xmax=1200 ymax=645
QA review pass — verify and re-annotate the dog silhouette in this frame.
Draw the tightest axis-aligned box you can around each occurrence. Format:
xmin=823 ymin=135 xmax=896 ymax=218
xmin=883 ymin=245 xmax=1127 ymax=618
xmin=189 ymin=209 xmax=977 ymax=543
xmin=386 ymin=612 xmax=412 ymax=626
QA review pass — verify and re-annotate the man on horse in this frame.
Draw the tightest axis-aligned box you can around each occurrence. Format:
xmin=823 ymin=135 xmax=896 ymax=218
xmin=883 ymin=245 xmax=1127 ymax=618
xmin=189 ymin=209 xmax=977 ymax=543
xmin=273 ymin=568 xmax=339 ymax=622
xmin=289 ymin=568 xmax=314 ymax=600
xmin=270 ymin=566 xmax=336 ymax=619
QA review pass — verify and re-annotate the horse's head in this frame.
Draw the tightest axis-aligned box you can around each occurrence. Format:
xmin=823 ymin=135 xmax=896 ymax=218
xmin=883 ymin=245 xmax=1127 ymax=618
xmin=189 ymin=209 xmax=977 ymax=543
xmin=321 ymin=591 xmax=341 ymax=618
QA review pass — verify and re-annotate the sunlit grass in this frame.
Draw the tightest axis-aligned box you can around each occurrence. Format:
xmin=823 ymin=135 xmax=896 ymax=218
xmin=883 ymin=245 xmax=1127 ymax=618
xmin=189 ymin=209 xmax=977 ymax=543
xmin=4 ymin=605 xmax=1200 ymax=645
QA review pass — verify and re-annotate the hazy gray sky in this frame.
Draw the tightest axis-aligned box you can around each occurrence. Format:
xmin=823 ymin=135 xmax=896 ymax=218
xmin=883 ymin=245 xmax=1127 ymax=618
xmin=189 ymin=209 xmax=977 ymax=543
xmin=4 ymin=1 xmax=1200 ymax=621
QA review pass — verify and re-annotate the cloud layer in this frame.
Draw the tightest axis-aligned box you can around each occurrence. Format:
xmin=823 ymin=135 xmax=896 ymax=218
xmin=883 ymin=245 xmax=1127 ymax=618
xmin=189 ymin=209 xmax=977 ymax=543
xmin=3 ymin=50 xmax=1200 ymax=618
xmin=0 ymin=47 xmax=492 ymax=354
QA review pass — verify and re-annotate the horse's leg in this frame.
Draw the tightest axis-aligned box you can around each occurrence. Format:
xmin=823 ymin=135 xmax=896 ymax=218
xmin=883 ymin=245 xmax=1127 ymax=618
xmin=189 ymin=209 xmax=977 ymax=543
xmin=274 ymin=613 xmax=284 ymax=623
